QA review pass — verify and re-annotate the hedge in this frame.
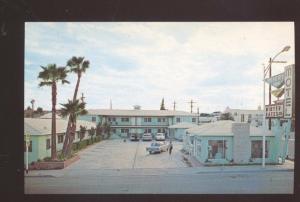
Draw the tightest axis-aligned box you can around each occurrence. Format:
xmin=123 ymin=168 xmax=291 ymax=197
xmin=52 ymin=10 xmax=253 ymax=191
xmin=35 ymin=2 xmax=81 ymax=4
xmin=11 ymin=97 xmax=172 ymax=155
xmin=71 ymin=136 xmax=101 ymax=152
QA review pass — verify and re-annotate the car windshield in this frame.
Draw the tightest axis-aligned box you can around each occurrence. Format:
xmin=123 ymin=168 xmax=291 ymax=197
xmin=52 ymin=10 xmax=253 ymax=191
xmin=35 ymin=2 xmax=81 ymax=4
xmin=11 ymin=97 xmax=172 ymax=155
xmin=151 ymin=143 xmax=160 ymax=147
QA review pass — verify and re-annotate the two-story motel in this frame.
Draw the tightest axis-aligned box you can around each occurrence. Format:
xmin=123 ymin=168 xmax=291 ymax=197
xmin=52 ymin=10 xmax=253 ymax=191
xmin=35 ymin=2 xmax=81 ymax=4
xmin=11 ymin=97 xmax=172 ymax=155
xmin=78 ymin=109 xmax=199 ymax=139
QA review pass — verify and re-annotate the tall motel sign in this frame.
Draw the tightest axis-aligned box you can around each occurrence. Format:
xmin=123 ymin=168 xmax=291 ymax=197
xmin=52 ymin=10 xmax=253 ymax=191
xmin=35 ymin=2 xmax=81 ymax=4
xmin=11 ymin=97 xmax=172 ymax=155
xmin=264 ymin=64 xmax=295 ymax=162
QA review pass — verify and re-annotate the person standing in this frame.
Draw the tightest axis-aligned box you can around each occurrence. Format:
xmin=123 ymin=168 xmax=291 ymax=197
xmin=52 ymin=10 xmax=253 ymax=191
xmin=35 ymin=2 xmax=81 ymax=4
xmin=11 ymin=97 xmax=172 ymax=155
xmin=169 ymin=141 xmax=173 ymax=155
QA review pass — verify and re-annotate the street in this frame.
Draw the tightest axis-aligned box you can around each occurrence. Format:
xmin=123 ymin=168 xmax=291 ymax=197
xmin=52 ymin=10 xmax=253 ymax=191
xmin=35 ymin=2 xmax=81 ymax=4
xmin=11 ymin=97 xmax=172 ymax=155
xmin=25 ymin=169 xmax=293 ymax=194
xmin=25 ymin=139 xmax=294 ymax=194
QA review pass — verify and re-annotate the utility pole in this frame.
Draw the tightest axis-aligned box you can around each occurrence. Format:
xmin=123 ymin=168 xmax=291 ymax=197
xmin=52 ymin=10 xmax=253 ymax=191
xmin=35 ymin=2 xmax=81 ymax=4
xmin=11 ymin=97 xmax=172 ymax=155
xmin=30 ymin=99 xmax=35 ymax=117
xmin=173 ymin=101 xmax=176 ymax=111
xmin=188 ymin=99 xmax=196 ymax=113
xmin=268 ymin=57 xmax=272 ymax=130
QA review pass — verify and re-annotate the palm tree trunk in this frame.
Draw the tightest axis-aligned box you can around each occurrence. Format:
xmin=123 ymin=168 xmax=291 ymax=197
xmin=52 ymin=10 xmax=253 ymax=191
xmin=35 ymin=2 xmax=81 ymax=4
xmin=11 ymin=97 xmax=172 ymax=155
xmin=62 ymin=73 xmax=81 ymax=156
xmin=73 ymin=73 xmax=81 ymax=101
xmin=62 ymin=120 xmax=71 ymax=155
xmin=63 ymin=72 xmax=81 ymax=156
xmin=51 ymin=82 xmax=57 ymax=160
xmin=66 ymin=123 xmax=76 ymax=157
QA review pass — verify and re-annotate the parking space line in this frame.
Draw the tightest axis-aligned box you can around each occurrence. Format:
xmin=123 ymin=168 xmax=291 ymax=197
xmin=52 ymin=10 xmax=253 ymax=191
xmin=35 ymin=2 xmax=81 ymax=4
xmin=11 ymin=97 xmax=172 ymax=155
xmin=132 ymin=141 xmax=140 ymax=169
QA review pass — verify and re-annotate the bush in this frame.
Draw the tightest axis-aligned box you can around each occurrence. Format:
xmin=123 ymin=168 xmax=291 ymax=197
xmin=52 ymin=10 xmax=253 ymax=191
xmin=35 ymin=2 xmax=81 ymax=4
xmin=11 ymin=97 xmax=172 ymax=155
xmin=94 ymin=136 xmax=101 ymax=142
xmin=57 ymin=152 xmax=66 ymax=161
xmin=43 ymin=157 xmax=52 ymax=161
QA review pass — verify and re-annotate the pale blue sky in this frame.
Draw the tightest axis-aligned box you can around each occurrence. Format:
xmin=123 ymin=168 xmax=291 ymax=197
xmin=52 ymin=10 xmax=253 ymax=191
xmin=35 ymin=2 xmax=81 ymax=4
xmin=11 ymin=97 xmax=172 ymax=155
xmin=25 ymin=22 xmax=294 ymax=113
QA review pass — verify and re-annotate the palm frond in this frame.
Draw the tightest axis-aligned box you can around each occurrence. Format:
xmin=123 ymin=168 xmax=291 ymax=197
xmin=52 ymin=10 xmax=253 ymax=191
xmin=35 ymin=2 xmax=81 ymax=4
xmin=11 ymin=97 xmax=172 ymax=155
xmin=39 ymin=81 xmax=53 ymax=87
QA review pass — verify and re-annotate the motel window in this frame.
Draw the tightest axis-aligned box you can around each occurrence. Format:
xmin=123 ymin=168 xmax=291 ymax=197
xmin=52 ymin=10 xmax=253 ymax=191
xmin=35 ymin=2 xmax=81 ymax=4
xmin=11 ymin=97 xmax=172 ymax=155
xmin=208 ymin=140 xmax=226 ymax=159
xmin=112 ymin=128 xmax=116 ymax=133
xmin=234 ymin=112 xmax=238 ymax=116
xmin=241 ymin=114 xmax=245 ymax=122
xmin=158 ymin=128 xmax=165 ymax=133
xmin=121 ymin=117 xmax=129 ymax=122
xmin=24 ymin=140 xmax=32 ymax=152
xmin=144 ymin=128 xmax=152 ymax=133
xmin=46 ymin=139 xmax=51 ymax=150
xmin=108 ymin=117 xmax=116 ymax=122
xmin=162 ymin=118 xmax=166 ymax=122
xmin=192 ymin=118 xmax=196 ymax=123
xmin=158 ymin=118 xmax=161 ymax=122
xmin=176 ymin=118 xmax=181 ymax=123
xmin=144 ymin=117 xmax=152 ymax=122
xmin=58 ymin=135 xmax=64 ymax=143
xmin=251 ymin=140 xmax=269 ymax=158
xmin=92 ymin=116 xmax=96 ymax=122
xmin=121 ymin=128 xmax=129 ymax=133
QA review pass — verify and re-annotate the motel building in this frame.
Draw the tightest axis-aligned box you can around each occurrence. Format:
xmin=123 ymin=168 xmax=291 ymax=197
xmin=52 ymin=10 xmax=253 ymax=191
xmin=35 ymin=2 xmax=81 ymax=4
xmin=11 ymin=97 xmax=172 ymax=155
xmin=182 ymin=120 xmax=287 ymax=165
xmin=24 ymin=117 xmax=96 ymax=165
xmin=224 ymin=106 xmax=264 ymax=127
xmin=78 ymin=108 xmax=199 ymax=139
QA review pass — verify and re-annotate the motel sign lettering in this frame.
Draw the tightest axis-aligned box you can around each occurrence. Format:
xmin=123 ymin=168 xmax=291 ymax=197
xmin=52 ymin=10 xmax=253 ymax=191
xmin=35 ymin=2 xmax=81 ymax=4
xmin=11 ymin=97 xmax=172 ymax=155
xmin=284 ymin=65 xmax=294 ymax=118
xmin=265 ymin=101 xmax=284 ymax=118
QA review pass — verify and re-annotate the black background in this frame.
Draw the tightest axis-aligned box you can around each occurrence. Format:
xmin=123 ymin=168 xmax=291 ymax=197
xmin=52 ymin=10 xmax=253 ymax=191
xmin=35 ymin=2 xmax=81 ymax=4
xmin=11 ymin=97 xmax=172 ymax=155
xmin=0 ymin=0 xmax=299 ymax=202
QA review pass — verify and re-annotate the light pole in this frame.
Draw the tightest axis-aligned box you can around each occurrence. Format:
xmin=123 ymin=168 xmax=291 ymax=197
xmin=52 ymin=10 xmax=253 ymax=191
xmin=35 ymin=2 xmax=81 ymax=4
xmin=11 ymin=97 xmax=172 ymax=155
xmin=262 ymin=45 xmax=290 ymax=167
xmin=265 ymin=46 xmax=290 ymax=130
xmin=25 ymin=133 xmax=31 ymax=174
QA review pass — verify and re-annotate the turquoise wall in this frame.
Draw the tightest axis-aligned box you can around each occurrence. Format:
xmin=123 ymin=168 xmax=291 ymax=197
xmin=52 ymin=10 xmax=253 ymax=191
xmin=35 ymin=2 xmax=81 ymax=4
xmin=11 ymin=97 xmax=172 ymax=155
xmin=191 ymin=135 xmax=277 ymax=165
xmin=79 ymin=114 xmax=196 ymax=138
xmin=24 ymin=130 xmax=92 ymax=165
xmin=194 ymin=136 xmax=234 ymax=164
xmin=249 ymin=136 xmax=277 ymax=163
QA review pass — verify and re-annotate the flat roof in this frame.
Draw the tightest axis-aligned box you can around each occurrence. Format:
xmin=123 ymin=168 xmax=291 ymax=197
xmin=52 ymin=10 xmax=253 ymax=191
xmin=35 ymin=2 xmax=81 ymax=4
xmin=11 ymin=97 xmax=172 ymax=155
xmin=187 ymin=120 xmax=274 ymax=137
xmin=169 ymin=122 xmax=198 ymax=129
xmin=24 ymin=118 xmax=96 ymax=136
xmin=86 ymin=109 xmax=197 ymax=117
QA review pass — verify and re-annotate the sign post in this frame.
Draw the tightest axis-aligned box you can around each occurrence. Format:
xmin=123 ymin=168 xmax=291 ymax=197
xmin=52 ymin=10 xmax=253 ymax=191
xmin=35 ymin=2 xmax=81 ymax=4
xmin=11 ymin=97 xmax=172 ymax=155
xmin=25 ymin=133 xmax=31 ymax=174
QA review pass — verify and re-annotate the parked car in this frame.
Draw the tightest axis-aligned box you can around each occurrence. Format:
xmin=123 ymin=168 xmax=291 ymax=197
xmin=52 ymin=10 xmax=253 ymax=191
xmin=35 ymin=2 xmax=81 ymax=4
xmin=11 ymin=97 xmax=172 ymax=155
xmin=146 ymin=141 xmax=169 ymax=154
xmin=130 ymin=133 xmax=139 ymax=141
xmin=142 ymin=133 xmax=152 ymax=141
xmin=155 ymin=133 xmax=165 ymax=141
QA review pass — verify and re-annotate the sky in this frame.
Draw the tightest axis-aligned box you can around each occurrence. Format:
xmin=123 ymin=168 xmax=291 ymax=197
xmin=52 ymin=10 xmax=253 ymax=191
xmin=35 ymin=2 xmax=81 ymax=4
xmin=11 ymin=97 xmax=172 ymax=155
xmin=25 ymin=22 xmax=294 ymax=113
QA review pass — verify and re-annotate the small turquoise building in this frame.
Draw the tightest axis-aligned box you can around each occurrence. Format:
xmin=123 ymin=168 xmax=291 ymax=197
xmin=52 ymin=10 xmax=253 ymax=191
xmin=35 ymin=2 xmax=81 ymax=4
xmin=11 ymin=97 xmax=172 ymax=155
xmin=184 ymin=120 xmax=280 ymax=165
xmin=24 ymin=118 xmax=96 ymax=165
xmin=168 ymin=122 xmax=198 ymax=141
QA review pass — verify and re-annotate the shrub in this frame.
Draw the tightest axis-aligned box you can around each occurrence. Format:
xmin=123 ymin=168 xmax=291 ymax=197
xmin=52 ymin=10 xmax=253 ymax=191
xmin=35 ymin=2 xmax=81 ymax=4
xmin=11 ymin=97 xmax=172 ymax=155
xmin=43 ymin=157 xmax=52 ymax=161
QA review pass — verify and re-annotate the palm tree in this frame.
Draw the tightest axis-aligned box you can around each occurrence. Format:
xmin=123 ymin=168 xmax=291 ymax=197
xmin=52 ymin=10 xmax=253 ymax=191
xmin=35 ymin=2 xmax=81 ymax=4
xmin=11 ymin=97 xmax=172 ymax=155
xmin=60 ymin=99 xmax=88 ymax=157
xmin=38 ymin=64 xmax=69 ymax=160
xmin=62 ymin=56 xmax=90 ymax=155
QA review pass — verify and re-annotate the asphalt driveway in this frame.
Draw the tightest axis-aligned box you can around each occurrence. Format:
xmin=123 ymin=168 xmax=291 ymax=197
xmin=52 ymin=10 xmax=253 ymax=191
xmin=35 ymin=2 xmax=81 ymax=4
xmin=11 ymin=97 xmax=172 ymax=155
xmin=66 ymin=139 xmax=187 ymax=170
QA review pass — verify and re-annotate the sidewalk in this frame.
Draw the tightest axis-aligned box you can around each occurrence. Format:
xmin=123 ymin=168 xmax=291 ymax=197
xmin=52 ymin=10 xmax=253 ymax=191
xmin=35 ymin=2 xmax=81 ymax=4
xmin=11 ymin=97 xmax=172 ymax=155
xmin=25 ymin=160 xmax=294 ymax=178
xmin=183 ymin=153 xmax=294 ymax=173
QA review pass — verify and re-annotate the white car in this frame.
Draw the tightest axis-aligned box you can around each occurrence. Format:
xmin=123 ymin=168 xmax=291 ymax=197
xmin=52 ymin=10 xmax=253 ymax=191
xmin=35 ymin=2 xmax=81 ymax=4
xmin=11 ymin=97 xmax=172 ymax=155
xmin=130 ymin=133 xmax=139 ymax=141
xmin=155 ymin=133 xmax=165 ymax=141
xmin=146 ymin=142 xmax=169 ymax=154
xmin=142 ymin=133 xmax=152 ymax=141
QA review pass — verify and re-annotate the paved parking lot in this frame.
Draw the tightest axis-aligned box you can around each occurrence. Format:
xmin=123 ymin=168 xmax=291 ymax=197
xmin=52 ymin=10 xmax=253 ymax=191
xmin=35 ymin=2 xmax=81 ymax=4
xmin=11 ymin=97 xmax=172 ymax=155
xmin=66 ymin=139 xmax=187 ymax=170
